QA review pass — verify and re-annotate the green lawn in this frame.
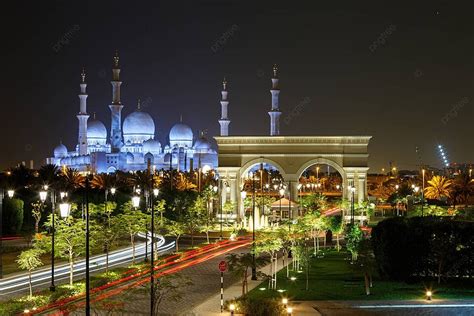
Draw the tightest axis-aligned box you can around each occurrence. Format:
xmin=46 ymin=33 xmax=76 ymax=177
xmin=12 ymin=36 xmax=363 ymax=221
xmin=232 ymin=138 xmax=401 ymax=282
xmin=248 ymin=250 xmax=474 ymax=301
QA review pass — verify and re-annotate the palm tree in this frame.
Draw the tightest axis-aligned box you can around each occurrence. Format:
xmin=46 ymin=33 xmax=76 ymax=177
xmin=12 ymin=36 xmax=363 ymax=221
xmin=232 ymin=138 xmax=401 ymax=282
xmin=451 ymin=174 xmax=474 ymax=207
xmin=60 ymin=167 xmax=85 ymax=192
xmin=38 ymin=164 xmax=61 ymax=189
xmin=424 ymin=176 xmax=453 ymax=200
xmin=91 ymin=173 xmax=116 ymax=191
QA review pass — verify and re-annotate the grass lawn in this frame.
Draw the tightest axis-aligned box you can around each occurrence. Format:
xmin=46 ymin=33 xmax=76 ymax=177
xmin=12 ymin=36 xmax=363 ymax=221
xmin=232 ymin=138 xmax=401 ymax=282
xmin=248 ymin=250 xmax=474 ymax=301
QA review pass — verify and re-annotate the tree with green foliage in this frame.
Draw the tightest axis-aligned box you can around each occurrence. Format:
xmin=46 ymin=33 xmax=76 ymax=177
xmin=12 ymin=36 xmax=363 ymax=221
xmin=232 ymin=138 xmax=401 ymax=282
xmin=31 ymin=201 xmax=43 ymax=234
xmin=356 ymin=239 xmax=376 ymax=295
xmin=16 ymin=249 xmax=44 ymax=298
xmin=293 ymin=242 xmax=312 ymax=291
xmin=154 ymin=199 xmax=166 ymax=225
xmin=167 ymin=220 xmax=185 ymax=252
xmin=327 ymin=215 xmax=344 ymax=251
xmin=3 ymin=198 xmax=24 ymax=234
xmin=46 ymin=215 xmax=92 ymax=285
xmin=255 ymin=231 xmax=283 ymax=289
xmin=118 ymin=202 xmax=147 ymax=264
xmin=226 ymin=252 xmax=269 ymax=295
xmin=346 ymin=224 xmax=363 ymax=262
xmin=302 ymin=211 xmax=326 ymax=255
xmin=184 ymin=196 xmax=207 ymax=247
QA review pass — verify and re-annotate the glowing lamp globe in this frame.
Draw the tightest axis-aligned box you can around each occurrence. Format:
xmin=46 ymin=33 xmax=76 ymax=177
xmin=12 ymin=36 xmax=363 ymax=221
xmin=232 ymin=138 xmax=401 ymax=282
xmin=110 ymin=187 xmax=116 ymax=195
xmin=7 ymin=190 xmax=14 ymax=198
xmin=59 ymin=203 xmax=71 ymax=218
xmin=132 ymin=196 xmax=140 ymax=208
xmin=153 ymin=188 xmax=159 ymax=197
xmin=241 ymin=191 xmax=247 ymax=199
xmin=39 ymin=191 xmax=48 ymax=202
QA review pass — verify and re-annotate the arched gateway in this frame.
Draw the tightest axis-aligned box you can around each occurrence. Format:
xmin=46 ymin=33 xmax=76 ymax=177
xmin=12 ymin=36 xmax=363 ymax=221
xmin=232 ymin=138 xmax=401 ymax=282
xmin=215 ymin=136 xmax=371 ymax=220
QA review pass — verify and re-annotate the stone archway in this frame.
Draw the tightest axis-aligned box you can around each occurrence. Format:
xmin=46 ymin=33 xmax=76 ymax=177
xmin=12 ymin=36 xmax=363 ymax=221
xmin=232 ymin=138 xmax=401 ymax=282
xmin=215 ymin=136 xmax=371 ymax=220
xmin=296 ymin=157 xmax=347 ymax=199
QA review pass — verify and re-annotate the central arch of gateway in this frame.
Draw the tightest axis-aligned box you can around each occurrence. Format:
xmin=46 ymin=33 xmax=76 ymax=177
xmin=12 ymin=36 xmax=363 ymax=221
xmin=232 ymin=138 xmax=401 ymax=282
xmin=215 ymin=135 xmax=371 ymax=220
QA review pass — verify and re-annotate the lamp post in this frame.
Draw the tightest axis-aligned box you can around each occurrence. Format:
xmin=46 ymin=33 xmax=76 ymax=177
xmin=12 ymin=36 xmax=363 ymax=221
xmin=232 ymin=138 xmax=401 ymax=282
xmin=223 ymin=184 xmax=230 ymax=239
xmin=250 ymin=171 xmax=257 ymax=280
xmin=144 ymin=188 xmax=150 ymax=262
xmin=350 ymin=186 xmax=355 ymax=225
xmin=421 ymin=169 xmax=425 ymax=217
xmin=150 ymin=187 xmax=158 ymax=315
xmin=279 ymin=187 xmax=285 ymax=221
xmin=85 ymin=175 xmax=91 ymax=316
xmin=40 ymin=187 xmax=57 ymax=292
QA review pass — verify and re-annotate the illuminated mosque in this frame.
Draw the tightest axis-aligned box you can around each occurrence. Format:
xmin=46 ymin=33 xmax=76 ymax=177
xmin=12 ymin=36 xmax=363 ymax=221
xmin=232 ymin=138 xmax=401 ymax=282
xmin=47 ymin=52 xmax=218 ymax=173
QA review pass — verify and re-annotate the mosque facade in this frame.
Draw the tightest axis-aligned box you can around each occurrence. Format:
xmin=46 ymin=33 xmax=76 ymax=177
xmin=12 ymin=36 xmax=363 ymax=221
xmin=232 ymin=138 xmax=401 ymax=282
xmin=47 ymin=53 xmax=218 ymax=173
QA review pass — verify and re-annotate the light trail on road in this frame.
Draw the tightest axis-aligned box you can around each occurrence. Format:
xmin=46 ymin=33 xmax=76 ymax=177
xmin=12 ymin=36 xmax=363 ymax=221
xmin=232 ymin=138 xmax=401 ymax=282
xmin=30 ymin=239 xmax=250 ymax=315
xmin=0 ymin=233 xmax=174 ymax=297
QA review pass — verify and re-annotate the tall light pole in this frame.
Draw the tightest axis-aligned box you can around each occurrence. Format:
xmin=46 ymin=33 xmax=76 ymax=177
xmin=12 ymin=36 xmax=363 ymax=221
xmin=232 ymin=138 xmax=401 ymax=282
xmin=250 ymin=171 xmax=257 ymax=280
xmin=350 ymin=186 xmax=355 ymax=225
xmin=421 ymin=169 xmax=425 ymax=217
xmin=85 ymin=175 xmax=91 ymax=316
xmin=40 ymin=187 xmax=57 ymax=292
xmin=151 ymin=186 xmax=159 ymax=315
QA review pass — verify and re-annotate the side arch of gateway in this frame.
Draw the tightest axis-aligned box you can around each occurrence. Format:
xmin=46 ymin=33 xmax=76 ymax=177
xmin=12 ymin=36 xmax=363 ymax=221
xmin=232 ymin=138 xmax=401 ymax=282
xmin=215 ymin=136 xmax=371 ymax=222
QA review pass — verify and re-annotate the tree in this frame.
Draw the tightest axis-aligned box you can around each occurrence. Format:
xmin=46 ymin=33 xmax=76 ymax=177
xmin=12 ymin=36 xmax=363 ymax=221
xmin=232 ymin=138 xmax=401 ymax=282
xmin=424 ymin=176 xmax=453 ymax=200
xmin=60 ymin=167 xmax=85 ymax=192
xmin=47 ymin=215 xmax=91 ymax=285
xmin=293 ymin=243 xmax=312 ymax=291
xmin=118 ymin=203 xmax=147 ymax=264
xmin=185 ymin=196 xmax=207 ymax=246
xmin=167 ymin=220 xmax=185 ymax=252
xmin=302 ymin=211 xmax=326 ymax=255
xmin=255 ymin=231 xmax=283 ymax=289
xmin=31 ymin=201 xmax=43 ymax=234
xmin=451 ymin=174 xmax=474 ymax=207
xmin=346 ymin=224 xmax=363 ymax=262
xmin=226 ymin=252 xmax=269 ymax=295
xmin=154 ymin=199 xmax=166 ymax=225
xmin=16 ymin=249 xmax=44 ymax=298
xmin=3 ymin=198 xmax=24 ymax=234
xmin=327 ymin=215 xmax=344 ymax=251
xmin=356 ymin=239 xmax=376 ymax=295
xmin=97 ymin=216 xmax=122 ymax=273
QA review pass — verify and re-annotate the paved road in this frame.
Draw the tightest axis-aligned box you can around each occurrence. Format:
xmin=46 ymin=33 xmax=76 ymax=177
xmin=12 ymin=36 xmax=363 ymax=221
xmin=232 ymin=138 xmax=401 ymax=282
xmin=63 ymin=240 xmax=251 ymax=315
xmin=0 ymin=233 xmax=174 ymax=298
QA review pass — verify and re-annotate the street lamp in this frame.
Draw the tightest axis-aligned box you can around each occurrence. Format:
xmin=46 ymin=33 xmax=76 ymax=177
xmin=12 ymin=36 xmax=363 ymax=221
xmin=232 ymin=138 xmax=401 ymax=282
xmin=150 ymin=186 xmax=159 ymax=315
xmin=132 ymin=195 xmax=140 ymax=208
xmin=59 ymin=202 xmax=71 ymax=218
xmin=282 ymin=298 xmax=288 ymax=308
xmin=421 ymin=169 xmax=425 ymax=216
xmin=249 ymin=171 xmax=257 ymax=280
xmin=349 ymin=186 xmax=356 ymax=225
xmin=110 ymin=187 xmax=116 ymax=195
xmin=229 ymin=303 xmax=235 ymax=315
xmin=7 ymin=190 xmax=14 ymax=198
xmin=39 ymin=190 xmax=48 ymax=202
xmin=279 ymin=188 xmax=285 ymax=220
xmin=287 ymin=306 xmax=293 ymax=316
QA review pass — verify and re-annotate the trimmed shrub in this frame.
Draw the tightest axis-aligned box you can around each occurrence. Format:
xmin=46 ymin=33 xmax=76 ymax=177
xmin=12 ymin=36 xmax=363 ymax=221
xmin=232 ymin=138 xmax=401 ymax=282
xmin=372 ymin=217 xmax=474 ymax=282
xmin=3 ymin=198 xmax=24 ymax=234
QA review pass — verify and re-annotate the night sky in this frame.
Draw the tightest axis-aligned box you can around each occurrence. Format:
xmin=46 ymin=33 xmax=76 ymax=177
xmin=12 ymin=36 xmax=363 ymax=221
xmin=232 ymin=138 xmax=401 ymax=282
xmin=2 ymin=1 xmax=473 ymax=172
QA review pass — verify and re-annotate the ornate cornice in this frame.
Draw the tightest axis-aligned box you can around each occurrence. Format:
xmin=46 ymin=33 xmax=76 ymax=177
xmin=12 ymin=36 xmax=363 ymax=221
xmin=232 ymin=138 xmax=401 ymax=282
xmin=214 ymin=135 xmax=372 ymax=146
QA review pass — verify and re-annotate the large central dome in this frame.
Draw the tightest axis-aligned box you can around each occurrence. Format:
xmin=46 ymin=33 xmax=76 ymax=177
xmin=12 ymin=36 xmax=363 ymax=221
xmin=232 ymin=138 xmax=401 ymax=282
xmin=87 ymin=120 xmax=107 ymax=145
xmin=123 ymin=111 xmax=155 ymax=144
xmin=169 ymin=122 xmax=193 ymax=148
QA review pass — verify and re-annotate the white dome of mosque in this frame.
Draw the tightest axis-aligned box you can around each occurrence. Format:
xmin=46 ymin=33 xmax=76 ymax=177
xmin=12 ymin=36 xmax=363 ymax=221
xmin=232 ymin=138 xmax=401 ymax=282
xmin=169 ymin=122 xmax=193 ymax=148
xmin=123 ymin=110 xmax=155 ymax=144
xmin=54 ymin=143 xmax=68 ymax=158
xmin=194 ymin=136 xmax=212 ymax=151
xmin=87 ymin=120 xmax=107 ymax=140
xmin=143 ymin=139 xmax=162 ymax=154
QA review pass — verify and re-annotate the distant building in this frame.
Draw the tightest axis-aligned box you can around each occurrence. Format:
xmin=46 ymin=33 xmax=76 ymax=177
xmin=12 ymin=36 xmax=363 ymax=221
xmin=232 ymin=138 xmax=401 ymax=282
xmin=47 ymin=52 xmax=217 ymax=173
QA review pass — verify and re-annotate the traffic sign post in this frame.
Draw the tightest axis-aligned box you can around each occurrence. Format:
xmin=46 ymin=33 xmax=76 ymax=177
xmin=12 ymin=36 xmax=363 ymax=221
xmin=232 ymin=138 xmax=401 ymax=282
xmin=219 ymin=261 xmax=227 ymax=313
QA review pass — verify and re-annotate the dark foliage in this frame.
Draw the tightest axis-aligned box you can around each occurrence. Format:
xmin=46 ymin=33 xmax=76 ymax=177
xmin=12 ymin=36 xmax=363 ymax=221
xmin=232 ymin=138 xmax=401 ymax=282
xmin=372 ymin=217 xmax=473 ymax=282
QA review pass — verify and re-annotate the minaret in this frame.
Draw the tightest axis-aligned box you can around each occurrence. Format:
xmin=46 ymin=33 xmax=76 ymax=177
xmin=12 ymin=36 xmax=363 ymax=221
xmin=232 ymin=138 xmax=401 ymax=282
xmin=218 ymin=77 xmax=230 ymax=136
xmin=109 ymin=51 xmax=124 ymax=152
xmin=77 ymin=68 xmax=90 ymax=155
xmin=268 ymin=64 xmax=281 ymax=136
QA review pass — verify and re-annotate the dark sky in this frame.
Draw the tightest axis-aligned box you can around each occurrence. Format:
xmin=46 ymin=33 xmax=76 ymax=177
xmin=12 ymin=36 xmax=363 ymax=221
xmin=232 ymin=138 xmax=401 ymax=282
xmin=2 ymin=1 xmax=473 ymax=172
